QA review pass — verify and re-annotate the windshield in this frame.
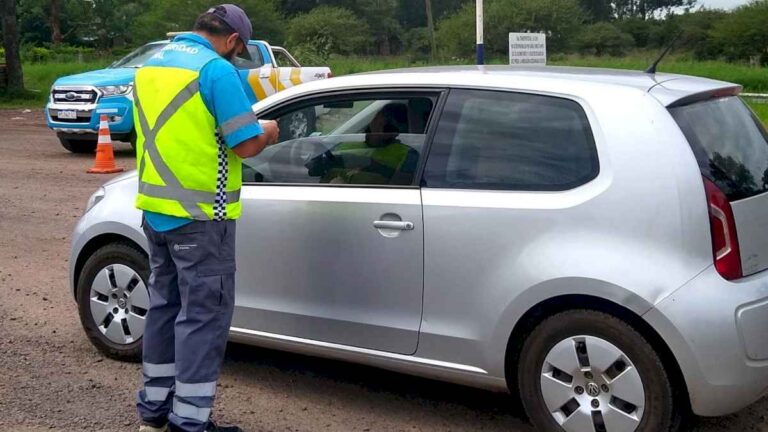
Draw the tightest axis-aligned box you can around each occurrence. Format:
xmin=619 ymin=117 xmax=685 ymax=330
xmin=110 ymin=43 xmax=167 ymax=68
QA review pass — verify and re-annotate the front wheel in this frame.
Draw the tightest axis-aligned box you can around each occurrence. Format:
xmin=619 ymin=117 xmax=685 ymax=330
xmin=518 ymin=310 xmax=680 ymax=432
xmin=76 ymin=242 xmax=149 ymax=362
xmin=58 ymin=134 xmax=97 ymax=154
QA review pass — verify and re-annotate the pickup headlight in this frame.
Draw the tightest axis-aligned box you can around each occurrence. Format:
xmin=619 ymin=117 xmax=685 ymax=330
xmin=98 ymin=84 xmax=133 ymax=97
xmin=85 ymin=187 xmax=106 ymax=214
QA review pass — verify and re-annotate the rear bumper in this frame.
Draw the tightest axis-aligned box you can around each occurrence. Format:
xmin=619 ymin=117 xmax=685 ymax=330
xmin=45 ymin=96 xmax=134 ymax=136
xmin=645 ymin=266 xmax=768 ymax=416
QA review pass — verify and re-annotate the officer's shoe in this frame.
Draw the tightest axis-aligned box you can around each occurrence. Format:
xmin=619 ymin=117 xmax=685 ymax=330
xmin=205 ymin=420 xmax=243 ymax=432
xmin=139 ymin=423 xmax=169 ymax=432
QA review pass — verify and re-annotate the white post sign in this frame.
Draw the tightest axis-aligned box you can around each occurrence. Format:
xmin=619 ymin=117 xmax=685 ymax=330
xmin=509 ymin=33 xmax=547 ymax=66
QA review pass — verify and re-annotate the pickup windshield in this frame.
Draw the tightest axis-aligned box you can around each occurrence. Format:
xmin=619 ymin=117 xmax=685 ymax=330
xmin=111 ymin=43 xmax=167 ymax=68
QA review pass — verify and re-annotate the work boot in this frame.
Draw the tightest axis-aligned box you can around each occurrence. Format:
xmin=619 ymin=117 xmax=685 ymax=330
xmin=139 ymin=422 xmax=169 ymax=432
xmin=205 ymin=419 xmax=243 ymax=432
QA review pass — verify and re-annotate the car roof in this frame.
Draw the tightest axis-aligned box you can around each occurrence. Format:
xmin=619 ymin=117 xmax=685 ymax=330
xmin=256 ymin=65 xmax=739 ymax=109
xmin=362 ymin=65 xmax=680 ymax=92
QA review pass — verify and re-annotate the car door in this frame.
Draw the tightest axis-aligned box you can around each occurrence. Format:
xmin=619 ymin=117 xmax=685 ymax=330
xmin=233 ymin=90 xmax=443 ymax=355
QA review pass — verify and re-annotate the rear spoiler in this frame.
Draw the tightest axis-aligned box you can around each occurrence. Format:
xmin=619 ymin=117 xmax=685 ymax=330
xmin=650 ymin=77 xmax=742 ymax=108
xmin=667 ymin=86 xmax=743 ymax=108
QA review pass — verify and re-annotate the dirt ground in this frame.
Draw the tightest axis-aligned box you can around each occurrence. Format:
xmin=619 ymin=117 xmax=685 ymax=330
xmin=0 ymin=108 xmax=766 ymax=432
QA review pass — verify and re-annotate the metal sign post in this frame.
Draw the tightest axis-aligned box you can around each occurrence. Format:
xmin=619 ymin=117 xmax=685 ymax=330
xmin=476 ymin=0 xmax=484 ymax=65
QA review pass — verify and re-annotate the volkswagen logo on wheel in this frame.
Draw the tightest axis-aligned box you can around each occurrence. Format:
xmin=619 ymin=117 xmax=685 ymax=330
xmin=586 ymin=382 xmax=601 ymax=397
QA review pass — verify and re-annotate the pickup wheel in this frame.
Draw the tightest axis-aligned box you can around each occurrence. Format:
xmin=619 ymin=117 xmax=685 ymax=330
xmin=58 ymin=134 xmax=97 ymax=154
xmin=128 ymin=129 xmax=137 ymax=154
xmin=279 ymin=107 xmax=316 ymax=141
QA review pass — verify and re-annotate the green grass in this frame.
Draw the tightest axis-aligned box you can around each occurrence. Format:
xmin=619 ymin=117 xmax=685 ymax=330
xmin=2 ymin=54 xmax=766 ymax=126
xmin=549 ymin=54 xmax=768 ymax=93
xmin=747 ymin=101 xmax=768 ymax=125
xmin=0 ymin=61 xmax=110 ymax=107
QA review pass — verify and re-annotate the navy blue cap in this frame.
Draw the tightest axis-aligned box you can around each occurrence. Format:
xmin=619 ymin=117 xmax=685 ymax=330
xmin=206 ymin=4 xmax=253 ymax=57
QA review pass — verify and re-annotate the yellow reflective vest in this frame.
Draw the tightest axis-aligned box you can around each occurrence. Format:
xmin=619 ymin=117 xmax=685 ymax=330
xmin=133 ymin=48 xmax=242 ymax=221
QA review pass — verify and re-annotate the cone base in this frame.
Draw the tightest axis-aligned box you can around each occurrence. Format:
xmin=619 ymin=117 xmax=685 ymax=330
xmin=87 ymin=167 xmax=125 ymax=174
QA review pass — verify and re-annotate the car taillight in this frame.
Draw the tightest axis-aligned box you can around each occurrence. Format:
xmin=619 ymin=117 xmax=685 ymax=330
xmin=703 ymin=177 xmax=743 ymax=280
xmin=327 ymin=72 xmax=333 ymax=79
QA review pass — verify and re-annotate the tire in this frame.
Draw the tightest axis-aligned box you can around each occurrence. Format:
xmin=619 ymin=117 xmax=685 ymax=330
xmin=76 ymin=242 xmax=149 ymax=362
xmin=128 ymin=129 xmax=137 ymax=154
xmin=59 ymin=135 xmax=97 ymax=154
xmin=518 ymin=310 xmax=680 ymax=432
xmin=279 ymin=107 xmax=316 ymax=141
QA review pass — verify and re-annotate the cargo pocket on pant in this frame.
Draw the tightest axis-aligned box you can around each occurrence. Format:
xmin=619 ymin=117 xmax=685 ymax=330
xmin=197 ymin=261 xmax=236 ymax=306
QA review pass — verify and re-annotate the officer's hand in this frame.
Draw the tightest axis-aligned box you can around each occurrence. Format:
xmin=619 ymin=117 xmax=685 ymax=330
xmin=261 ymin=120 xmax=280 ymax=145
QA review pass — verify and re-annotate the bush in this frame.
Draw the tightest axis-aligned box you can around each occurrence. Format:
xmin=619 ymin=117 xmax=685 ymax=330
xmin=27 ymin=46 xmax=53 ymax=62
xmin=435 ymin=3 xmax=476 ymax=59
xmin=404 ymin=27 xmax=433 ymax=59
xmin=287 ymin=6 xmax=370 ymax=58
xmin=436 ymin=0 xmax=585 ymax=59
xmin=617 ymin=18 xmax=662 ymax=48
xmin=709 ymin=0 xmax=768 ymax=65
xmin=575 ymin=23 xmax=635 ymax=56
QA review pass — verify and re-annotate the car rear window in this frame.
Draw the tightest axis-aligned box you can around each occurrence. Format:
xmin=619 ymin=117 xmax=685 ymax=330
xmin=670 ymin=97 xmax=768 ymax=201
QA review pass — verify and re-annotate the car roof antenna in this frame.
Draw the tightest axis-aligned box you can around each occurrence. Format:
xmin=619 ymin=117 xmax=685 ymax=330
xmin=645 ymin=31 xmax=684 ymax=74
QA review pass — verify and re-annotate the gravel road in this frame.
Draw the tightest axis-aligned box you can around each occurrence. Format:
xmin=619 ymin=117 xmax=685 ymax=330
xmin=0 ymin=108 xmax=766 ymax=432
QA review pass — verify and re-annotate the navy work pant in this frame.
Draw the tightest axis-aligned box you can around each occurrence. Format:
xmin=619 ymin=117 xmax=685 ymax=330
xmin=137 ymin=220 xmax=237 ymax=432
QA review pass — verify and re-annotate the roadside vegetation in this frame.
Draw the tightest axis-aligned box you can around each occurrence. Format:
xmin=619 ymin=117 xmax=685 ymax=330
xmin=1 ymin=0 xmax=766 ymax=123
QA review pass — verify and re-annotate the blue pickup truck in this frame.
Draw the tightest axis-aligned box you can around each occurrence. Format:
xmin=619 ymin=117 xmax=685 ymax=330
xmin=46 ymin=38 xmax=331 ymax=153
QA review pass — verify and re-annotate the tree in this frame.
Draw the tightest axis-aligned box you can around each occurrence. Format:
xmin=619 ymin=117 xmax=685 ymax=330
xmin=1 ymin=0 xmax=25 ymax=93
xmin=425 ymin=0 xmax=436 ymax=60
xmin=437 ymin=0 xmax=585 ymax=59
xmin=286 ymin=6 xmax=369 ymax=58
xmin=575 ymin=22 xmax=635 ymax=55
xmin=132 ymin=0 xmax=285 ymax=46
xmin=50 ymin=0 xmax=62 ymax=44
xmin=435 ymin=3 xmax=476 ymax=58
xmin=613 ymin=0 xmax=696 ymax=20
xmin=709 ymin=0 xmax=768 ymax=65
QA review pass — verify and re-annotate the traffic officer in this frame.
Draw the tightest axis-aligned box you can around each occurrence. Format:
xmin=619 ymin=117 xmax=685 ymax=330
xmin=132 ymin=5 xmax=279 ymax=432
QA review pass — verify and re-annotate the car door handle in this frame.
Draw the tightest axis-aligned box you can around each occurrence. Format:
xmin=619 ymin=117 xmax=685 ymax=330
xmin=373 ymin=221 xmax=415 ymax=231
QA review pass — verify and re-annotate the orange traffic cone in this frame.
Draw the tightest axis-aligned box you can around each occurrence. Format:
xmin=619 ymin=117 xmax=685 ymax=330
xmin=88 ymin=115 xmax=124 ymax=174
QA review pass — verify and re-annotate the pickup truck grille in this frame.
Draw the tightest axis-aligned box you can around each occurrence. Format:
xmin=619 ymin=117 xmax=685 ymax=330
xmin=52 ymin=87 xmax=99 ymax=105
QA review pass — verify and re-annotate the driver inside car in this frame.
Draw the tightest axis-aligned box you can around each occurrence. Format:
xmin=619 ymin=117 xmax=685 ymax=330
xmin=309 ymin=104 xmax=420 ymax=185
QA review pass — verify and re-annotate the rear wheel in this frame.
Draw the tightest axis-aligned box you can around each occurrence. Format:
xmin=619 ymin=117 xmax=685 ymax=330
xmin=518 ymin=310 xmax=680 ymax=432
xmin=76 ymin=242 xmax=149 ymax=362
xmin=58 ymin=134 xmax=97 ymax=153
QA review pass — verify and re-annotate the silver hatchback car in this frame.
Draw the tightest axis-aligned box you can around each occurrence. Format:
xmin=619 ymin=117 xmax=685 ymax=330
xmin=70 ymin=66 xmax=768 ymax=432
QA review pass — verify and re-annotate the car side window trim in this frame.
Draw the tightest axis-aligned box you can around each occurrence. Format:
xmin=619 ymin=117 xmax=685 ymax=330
xmin=246 ymin=88 xmax=449 ymax=188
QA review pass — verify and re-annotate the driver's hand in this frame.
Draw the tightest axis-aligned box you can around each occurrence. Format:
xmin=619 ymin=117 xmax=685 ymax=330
xmin=259 ymin=120 xmax=280 ymax=145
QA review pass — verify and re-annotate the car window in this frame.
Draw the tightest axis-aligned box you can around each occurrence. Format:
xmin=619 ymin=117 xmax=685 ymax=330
xmin=232 ymin=45 xmax=265 ymax=70
xmin=670 ymin=96 xmax=768 ymax=201
xmin=423 ymin=89 xmax=599 ymax=191
xmin=243 ymin=95 xmax=438 ymax=186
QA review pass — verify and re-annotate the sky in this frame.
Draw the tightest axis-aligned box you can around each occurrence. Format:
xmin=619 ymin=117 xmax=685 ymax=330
xmin=695 ymin=0 xmax=750 ymax=10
